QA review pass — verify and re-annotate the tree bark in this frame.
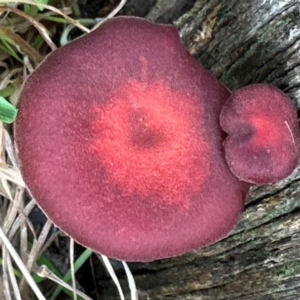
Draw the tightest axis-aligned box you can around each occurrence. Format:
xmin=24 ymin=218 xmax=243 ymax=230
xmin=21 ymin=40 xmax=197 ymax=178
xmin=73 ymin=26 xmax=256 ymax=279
xmin=100 ymin=1 xmax=300 ymax=299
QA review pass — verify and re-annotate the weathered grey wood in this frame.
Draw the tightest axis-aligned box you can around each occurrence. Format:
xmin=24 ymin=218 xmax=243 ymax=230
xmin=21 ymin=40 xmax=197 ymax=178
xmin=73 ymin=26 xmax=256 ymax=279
xmin=100 ymin=1 xmax=300 ymax=299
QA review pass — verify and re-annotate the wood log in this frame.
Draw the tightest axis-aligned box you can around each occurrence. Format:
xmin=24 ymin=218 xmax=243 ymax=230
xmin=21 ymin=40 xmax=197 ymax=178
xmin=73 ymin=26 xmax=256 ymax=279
xmin=100 ymin=1 xmax=300 ymax=299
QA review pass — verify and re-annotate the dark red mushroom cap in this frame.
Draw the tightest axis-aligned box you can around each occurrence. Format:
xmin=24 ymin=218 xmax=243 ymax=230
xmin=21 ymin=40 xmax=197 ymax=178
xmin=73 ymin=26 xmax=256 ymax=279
xmin=15 ymin=16 xmax=248 ymax=262
xmin=220 ymin=84 xmax=299 ymax=185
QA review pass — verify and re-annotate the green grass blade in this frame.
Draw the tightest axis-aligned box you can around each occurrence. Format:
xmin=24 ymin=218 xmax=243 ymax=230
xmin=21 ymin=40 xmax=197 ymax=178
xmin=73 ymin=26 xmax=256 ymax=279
xmin=0 ymin=97 xmax=18 ymax=124
xmin=50 ymin=248 xmax=93 ymax=300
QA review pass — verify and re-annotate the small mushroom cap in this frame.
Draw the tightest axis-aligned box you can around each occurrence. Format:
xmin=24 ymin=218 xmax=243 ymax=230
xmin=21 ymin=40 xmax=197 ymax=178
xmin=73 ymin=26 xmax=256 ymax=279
xmin=15 ymin=16 xmax=248 ymax=262
xmin=220 ymin=84 xmax=299 ymax=185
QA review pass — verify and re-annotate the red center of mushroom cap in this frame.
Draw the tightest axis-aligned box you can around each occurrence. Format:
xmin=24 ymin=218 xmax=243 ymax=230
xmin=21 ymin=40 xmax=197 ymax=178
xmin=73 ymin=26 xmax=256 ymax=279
xmin=90 ymin=79 xmax=210 ymax=208
xmin=249 ymin=117 xmax=282 ymax=147
xmin=220 ymin=84 xmax=299 ymax=184
xmin=15 ymin=16 xmax=249 ymax=262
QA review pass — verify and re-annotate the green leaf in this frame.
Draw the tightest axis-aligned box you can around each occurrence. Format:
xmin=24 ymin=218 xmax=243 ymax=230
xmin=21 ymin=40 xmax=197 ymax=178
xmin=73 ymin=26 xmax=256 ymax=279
xmin=24 ymin=4 xmax=38 ymax=16
xmin=35 ymin=0 xmax=49 ymax=11
xmin=0 ymin=97 xmax=18 ymax=124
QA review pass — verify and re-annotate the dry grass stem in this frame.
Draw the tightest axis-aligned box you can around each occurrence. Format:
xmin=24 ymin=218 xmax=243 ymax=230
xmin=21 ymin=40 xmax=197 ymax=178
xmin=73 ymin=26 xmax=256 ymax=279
xmin=0 ymin=6 xmax=57 ymax=51
xmin=70 ymin=238 xmax=77 ymax=300
xmin=122 ymin=261 xmax=139 ymax=300
xmin=4 ymin=129 xmax=18 ymax=168
xmin=92 ymin=0 xmax=127 ymax=30
xmin=2 ymin=187 xmax=24 ymax=234
xmin=0 ymin=67 xmax=22 ymax=91
xmin=100 ymin=255 xmax=126 ymax=300
xmin=5 ymin=248 xmax=22 ymax=300
xmin=7 ymin=199 xmax=35 ymax=241
xmin=2 ymin=246 xmax=13 ymax=300
xmin=0 ymin=164 xmax=24 ymax=187
xmin=0 ymin=23 xmax=44 ymax=62
xmin=0 ymin=0 xmax=90 ymax=33
xmin=38 ymin=229 xmax=59 ymax=256
xmin=19 ymin=219 xmax=53 ymax=292
xmin=37 ymin=265 xmax=93 ymax=300
xmin=0 ymin=277 xmax=6 ymax=299
xmin=0 ymin=226 xmax=46 ymax=300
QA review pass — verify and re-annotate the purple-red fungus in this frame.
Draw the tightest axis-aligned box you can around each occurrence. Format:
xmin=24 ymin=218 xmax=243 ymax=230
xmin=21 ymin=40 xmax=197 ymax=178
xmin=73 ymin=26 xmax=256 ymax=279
xmin=220 ymin=84 xmax=299 ymax=185
xmin=15 ymin=17 xmax=299 ymax=262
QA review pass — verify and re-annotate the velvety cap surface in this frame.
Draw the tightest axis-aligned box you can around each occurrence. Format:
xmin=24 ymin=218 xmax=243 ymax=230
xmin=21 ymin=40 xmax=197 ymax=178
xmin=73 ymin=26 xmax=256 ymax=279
xmin=220 ymin=84 xmax=299 ymax=185
xmin=15 ymin=17 xmax=248 ymax=261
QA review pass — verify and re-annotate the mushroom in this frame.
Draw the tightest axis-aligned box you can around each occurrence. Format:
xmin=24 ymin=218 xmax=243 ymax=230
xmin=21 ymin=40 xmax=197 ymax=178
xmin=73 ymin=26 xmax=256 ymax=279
xmin=220 ymin=84 xmax=299 ymax=184
xmin=15 ymin=16 xmax=299 ymax=262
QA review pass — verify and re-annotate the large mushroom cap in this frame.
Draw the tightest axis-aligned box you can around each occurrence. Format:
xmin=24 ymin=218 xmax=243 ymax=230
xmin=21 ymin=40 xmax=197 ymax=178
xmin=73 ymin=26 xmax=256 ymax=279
xmin=15 ymin=16 xmax=248 ymax=262
xmin=220 ymin=84 xmax=300 ymax=185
